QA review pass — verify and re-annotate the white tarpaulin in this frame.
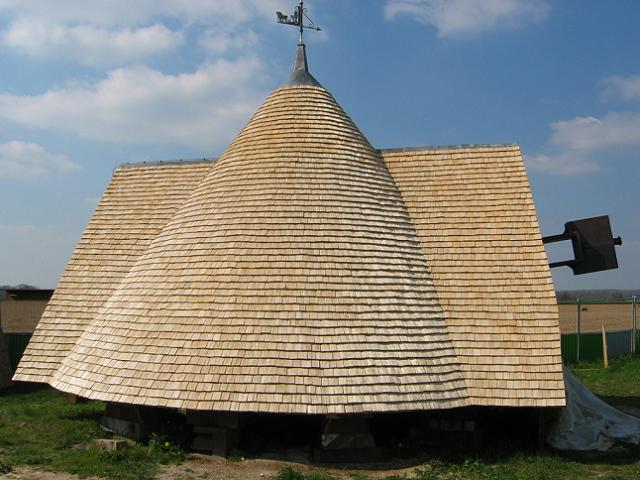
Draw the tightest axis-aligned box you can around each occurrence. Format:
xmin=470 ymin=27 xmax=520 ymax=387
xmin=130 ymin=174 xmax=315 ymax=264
xmin=547 ymin=366 xmax=640 ymax=451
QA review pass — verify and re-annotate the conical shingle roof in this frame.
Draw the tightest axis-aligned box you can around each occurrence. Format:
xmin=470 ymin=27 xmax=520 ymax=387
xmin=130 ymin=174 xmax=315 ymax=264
xmin=43 ymin=47 xmax=468 ymax=413
xmin=15 ymin=44 xmax=565 ymax=411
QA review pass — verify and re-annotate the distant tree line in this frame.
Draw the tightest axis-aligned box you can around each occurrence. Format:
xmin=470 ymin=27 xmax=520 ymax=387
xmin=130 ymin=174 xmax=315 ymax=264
xmin=0 ymin=284 xmax=39 ymax=290
xmin=2 ymin=284 xmax=638 ymax=302
xmin=557 ymin=290 xmax=640 ymax=302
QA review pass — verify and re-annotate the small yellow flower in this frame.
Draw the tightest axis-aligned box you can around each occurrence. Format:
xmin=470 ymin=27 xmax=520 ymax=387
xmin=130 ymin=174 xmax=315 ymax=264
xmin=164 ymin=441 xmax=170 ymax=447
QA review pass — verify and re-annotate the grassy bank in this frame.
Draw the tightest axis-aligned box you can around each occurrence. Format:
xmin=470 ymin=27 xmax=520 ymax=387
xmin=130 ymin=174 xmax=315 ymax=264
xmin=571 ymin=355 xmax=640 ymax=400
xmin=0 ymin=384 xmax=183 ymax=480
xmin=2 ymin=358 xmax=640 ymax=479
xmin=275 ymin=454 xmax=640 ymax=480
xmin=273 ymin=446 xmax=640 ymax=480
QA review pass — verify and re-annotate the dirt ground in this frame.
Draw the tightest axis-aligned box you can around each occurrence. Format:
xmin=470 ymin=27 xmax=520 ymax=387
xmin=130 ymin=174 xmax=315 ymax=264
xmin=559 ymin=303 xmax=635 ymax=334
xmin=158 ymin=455 xmax=422 ymax=480
xmin=4 ymin=468 xmax=81 ymax=480
xmin=5 ymin=455 xmax=426 ymax=480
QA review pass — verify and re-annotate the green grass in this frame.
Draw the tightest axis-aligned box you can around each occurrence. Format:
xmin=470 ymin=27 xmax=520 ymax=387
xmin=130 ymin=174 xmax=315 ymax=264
xmin=0 ymin=384 xmax=185 ymax=479
xmin=277 ymin=454 xmax=640 ymax=480
xmin=4 ymin=357 xmax=640 ymax=480
xmin=571 ymin=356 xmax=640 ymax=399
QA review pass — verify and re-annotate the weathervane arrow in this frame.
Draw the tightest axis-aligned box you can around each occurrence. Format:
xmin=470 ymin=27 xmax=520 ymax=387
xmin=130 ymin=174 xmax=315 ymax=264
xmin=276 ymin=1 xmax=321 ymax=44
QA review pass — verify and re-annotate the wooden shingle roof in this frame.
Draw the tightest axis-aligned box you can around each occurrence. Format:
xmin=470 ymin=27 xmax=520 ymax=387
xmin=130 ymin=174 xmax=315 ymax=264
xmin=383 ymin=145 xmax=564 ymax=406
xmin=14 ymin=49 xmax=565 ymax=411
xmin=15 ymin=162 xmax=212 ymax=384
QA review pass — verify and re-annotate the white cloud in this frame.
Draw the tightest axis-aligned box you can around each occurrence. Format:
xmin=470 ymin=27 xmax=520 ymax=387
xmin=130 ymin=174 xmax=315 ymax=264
xmin=384 ymin=0 xmax=549 ymax=37
xmin=0 ymin=0 xmax=287 ymax=27
xmin=0 ymin=141 xmax=78 ymax=180
xmin=550 ymin=113 xmax=640 ymax=152
xmin=3 ymin=20 xmax=183 ymax=67
xmin=0 ymin=58 xmax=270 ymax=151
xmin=525 ymin=153 xmax=600 ymax=175
xmin=0 ymin=0 xmax=290 ymax=64
xmin=527 ymin=112 xmax=640 ymax=175
xmin=601 ymin=74 xmax=640 ymax=102
xmin=199 ymin=29 xmax=258 ymax=55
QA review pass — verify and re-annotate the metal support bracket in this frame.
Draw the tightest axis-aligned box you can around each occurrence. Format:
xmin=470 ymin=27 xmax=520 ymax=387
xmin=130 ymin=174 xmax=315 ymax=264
xmin=542 ymin=215 xmax=622 ymax=275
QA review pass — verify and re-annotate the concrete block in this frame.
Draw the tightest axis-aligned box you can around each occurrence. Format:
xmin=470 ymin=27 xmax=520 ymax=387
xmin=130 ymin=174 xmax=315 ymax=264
xmin=94 ymin=439 xmax=128 ymax=451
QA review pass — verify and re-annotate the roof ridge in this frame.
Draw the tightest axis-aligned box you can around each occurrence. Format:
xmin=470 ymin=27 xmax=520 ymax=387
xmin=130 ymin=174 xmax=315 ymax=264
xmin=116 ymin=158 xmax=217 ymax=170
xmin=378 ymin=143 xmax=519 ymax=154
xmin=113 ymin=143 xmax=521 ymax=171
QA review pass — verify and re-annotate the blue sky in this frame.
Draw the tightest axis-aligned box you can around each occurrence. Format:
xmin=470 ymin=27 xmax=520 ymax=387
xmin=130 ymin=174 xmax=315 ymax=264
xmin=0 ymin=0 xmax=637 ymax=291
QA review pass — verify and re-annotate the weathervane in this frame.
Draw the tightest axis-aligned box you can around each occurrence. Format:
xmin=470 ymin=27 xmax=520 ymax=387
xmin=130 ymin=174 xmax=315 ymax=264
xmin=276 ymin=1 xmax=321 ymax=44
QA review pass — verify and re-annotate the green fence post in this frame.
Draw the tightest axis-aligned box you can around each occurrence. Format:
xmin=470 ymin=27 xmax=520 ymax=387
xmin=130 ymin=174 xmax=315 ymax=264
xmin=7 ymin=333 xmax=32 ymax=371
xmin=633 ymin=296 xmax=638 ymax=356
xmin=576 ymin=298 xmax=581 ymax=363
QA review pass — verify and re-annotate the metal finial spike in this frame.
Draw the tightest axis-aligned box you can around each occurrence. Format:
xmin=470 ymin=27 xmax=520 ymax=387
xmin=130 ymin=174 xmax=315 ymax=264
xmin=299 ymin=1 xmax=304 ymax=44
xmin=284 ymin=43 xmax=322 ymax=87
xmin=294 ymin=42 xmax=309 ymax=73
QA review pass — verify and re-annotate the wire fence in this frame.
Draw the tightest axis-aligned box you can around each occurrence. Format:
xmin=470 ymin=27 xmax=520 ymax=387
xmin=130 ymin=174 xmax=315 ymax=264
xmin=560 ymin=296 xmax=638 ymax=363
xmin=4 ymin=333 xmax=31 ymax=371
